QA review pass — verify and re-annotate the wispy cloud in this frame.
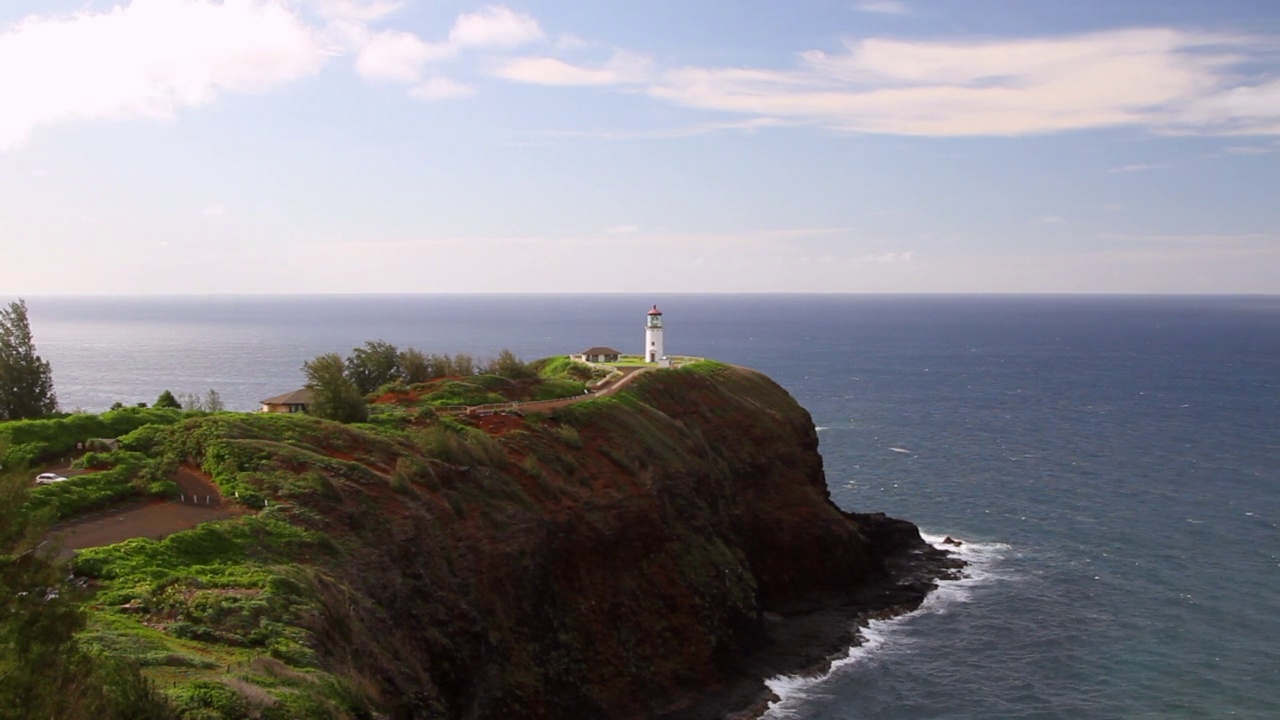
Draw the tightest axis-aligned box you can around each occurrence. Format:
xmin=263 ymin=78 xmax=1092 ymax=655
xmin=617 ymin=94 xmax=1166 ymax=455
xmin=1222 ymin=145 xmax=1276 ymax=155
xmin=355 ymin=5 xmax=544 ymax=98
xmin=493 ymin=50 xmax=653 ymax=86
xmin=500 ymin=27 xmax=1280 ymax=138
xmin=316 ymin=0 xmax=404 ymax=24
xmin=201 ymin=204 xmax=225 ymax=217
xmin=535 ymin=118 xmax=790 ymax=140
xmin=1109 ymin=162 xmax=1175 ymax=173
xmin=854 ymin=2 xmax=910 ymax=15
xmin=1102 ymin=232 xmax=1276 ymax=245
xmin=606 ymin=225 xmax=640 ymax=234
xmin=852 ymin=251 xmax=915 ymax=263
xmin=355 ymin=29 xmax=451 ymax=82
xmin=447 ymin=5 xmax=544 ymax=49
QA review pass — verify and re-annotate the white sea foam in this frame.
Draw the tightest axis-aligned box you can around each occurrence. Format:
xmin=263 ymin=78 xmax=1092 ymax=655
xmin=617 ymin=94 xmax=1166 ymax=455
xmin=760 ymin=532 xmax=1012 ymax=718
xmin=889 ymin=447 xmax=911 ymax=454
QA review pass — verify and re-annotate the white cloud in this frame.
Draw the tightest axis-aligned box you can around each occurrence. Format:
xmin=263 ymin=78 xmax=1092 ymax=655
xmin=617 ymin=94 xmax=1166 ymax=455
xmin=607 ymin=225 xmax=640 ymax=234
xmin=1108 ymin=162 xmax=1174 ymax=173
xmin=448 ymin=6 xmax=544 ymax=49
xmin=201 ymin=204 xmax=225 ymax=216
xmin=0 ymin=0 xmax=326 ymax=151
xmin=854 ymin=2 xmax=909 ymax=15
xmin=493 ymin=50 xmax=654 ymax=86
xmin=353 ymin=5 xmax=544 ymax=97
xmin=356 ymin=29 xmax=451 ymax=82
xmin=410 ymin=77 xmax=474 ymax=101
xmin=645 ymin=29 xmax=1280 ymax=137
xmin=315 ymin=0 xmax=404 ymax=23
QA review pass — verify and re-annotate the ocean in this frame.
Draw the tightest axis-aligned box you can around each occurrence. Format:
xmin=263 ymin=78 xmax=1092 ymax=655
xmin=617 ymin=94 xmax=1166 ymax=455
xmin=23 ymin=294 xmax=1280 ymax=719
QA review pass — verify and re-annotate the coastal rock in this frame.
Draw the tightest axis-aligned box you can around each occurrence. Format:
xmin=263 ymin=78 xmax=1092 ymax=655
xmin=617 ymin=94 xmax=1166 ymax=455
xmin=303 ymin=364 xmax=960 ymax=718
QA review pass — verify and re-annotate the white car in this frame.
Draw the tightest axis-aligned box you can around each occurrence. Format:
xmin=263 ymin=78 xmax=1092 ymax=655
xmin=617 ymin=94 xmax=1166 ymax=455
xmin=34 ymin=473 xmax=66 ymax=485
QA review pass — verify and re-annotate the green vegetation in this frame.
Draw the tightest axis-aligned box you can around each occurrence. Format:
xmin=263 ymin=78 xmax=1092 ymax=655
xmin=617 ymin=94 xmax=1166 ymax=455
xmin=154 ymin=390 xmax=182 ymax=410
xmin=302 ymin=354 xmax=368 ymax=424
xmin=529 ymin=355 xmax=596 ymax=382
xmin=0 ymin=406 xmax=185 ymax=470
xmin=0 ymin=298 xmax=58 ymax=421
xmin=344 ymin=340 xmax=401 ymax=395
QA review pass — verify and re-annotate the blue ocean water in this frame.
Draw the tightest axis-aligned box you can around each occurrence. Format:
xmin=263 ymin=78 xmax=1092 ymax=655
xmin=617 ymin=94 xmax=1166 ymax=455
xmin=23 ymin=294 xmax=1280 ymax=719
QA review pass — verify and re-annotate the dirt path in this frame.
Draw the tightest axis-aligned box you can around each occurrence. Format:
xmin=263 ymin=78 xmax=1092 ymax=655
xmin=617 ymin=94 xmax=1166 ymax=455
xmin=50 ymin=501 xmax=243 ymax=558
xmin=47 ymin=466 xmax=241 ymax=558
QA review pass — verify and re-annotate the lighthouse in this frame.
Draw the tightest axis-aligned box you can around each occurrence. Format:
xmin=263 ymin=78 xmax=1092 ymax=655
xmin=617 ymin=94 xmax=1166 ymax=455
xmin=645 ymin=305 xmax=664 ymax=363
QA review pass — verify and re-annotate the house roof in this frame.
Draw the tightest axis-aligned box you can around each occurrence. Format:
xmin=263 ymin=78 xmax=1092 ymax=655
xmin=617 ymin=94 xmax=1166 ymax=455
xmin=647 ymin=305 xmax=662 ymax=315
xmin=260 ymin=388 xmax=313 ymax=405
xmin=580 ymin=346 xmax=622 ymax=356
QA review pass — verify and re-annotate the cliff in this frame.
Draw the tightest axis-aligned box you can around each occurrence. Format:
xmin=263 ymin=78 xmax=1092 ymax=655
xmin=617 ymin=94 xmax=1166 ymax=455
xmin=73 ymin=362 xmax=958 ymax=719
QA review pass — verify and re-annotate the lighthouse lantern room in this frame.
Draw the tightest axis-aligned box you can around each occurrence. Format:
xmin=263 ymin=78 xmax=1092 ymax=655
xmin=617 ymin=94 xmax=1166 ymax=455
xmin=645 ymin=305 xmax=664 ymax=363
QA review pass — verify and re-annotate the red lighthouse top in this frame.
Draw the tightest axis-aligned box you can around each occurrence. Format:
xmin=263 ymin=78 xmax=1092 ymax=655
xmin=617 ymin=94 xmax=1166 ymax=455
xmin=647 ymin=305 xmax=662 ymax=316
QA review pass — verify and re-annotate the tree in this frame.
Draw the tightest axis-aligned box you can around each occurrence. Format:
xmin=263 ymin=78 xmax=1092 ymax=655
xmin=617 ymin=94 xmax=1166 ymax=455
xmin=204 ymin=389 xmax=224 ymax=412
xmin=303 ymin=353 xmax=368 ymax=423
xmin=448 ymin=353 xmax=475 ymax=377
xmin=0 ymin=468 xmax=174 ymax=718
xmin=486 ymin=349 xmax=535 ymax=379
xmin=345 ymin=340 xmax=402 ymax=395
xmin=398 ymin=348 xmax=431 ymax=385
xmin=178 ymin=389 xmax=223 ymax=412
xmin=153 ymin=390 xmax=181 ymax=409
xmin=0 ymin=299 xmax=57 ymax=420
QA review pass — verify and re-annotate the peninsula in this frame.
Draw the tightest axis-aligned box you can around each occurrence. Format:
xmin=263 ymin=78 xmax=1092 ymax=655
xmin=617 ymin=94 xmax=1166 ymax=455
xmin=9 ymin=359 xmax=961 ymax=718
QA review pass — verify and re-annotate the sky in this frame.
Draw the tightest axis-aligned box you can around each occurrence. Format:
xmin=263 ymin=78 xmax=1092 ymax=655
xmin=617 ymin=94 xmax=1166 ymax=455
xmin=1 ymin=0 xmax=1278 ymax=294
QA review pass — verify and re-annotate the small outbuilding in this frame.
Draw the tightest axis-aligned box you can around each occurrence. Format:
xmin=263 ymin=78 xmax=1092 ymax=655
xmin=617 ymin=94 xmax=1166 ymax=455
xmin=260 ymin=388 xmax=313 ymax=414
xmin=575 ymin=346 xmax=622 ymax=363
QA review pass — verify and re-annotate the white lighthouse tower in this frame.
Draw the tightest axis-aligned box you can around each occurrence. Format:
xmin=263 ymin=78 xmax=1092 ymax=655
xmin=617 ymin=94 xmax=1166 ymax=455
xmin=644 ymin=305 xmax=664 ymax=363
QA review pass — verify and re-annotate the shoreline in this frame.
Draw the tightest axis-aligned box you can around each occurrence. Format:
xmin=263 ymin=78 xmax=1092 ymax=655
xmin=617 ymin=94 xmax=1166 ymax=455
xmin=657 ymin=515 xmax=967 ymax=720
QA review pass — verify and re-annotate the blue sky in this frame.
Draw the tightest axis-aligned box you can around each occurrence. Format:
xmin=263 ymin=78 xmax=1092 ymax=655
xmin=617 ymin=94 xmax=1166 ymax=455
xmin=1 ymin=0 xmax=1278 ymax=294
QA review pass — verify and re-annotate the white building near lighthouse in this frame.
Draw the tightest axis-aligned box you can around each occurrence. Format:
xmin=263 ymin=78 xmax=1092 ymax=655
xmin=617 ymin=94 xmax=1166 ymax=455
xmin=645 ymin=305 xmax=665 ymax=363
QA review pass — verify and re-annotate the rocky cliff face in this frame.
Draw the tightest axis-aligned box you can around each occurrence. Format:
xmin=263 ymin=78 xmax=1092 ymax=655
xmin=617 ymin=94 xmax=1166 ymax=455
xmin=79 ymin=362 xmax=955 ymax=719
xmin=282 ymin=363 xmax=953 ymax=719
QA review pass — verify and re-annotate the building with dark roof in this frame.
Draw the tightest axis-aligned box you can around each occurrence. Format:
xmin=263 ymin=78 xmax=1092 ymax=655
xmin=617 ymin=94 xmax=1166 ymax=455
xmin=575 ymin=346 xmax=622 ymax=363
xmin=259 ymin=388 xmax=313 ymax=413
